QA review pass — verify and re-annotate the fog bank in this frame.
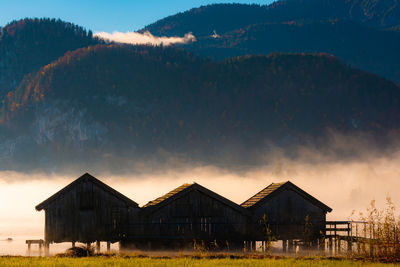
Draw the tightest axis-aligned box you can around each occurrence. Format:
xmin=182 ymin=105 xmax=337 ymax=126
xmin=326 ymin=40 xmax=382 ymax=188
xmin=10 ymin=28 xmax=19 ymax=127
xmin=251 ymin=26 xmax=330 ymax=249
xmin=94 ymin=31 xmax=196 ymax=45
xmin=1 ymin=147 xmax=400 ymax=237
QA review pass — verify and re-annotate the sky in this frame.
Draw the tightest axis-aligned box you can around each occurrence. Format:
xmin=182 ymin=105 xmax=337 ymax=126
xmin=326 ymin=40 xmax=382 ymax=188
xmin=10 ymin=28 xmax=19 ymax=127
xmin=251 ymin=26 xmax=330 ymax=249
xmin=0 ymin=0 xmax=275 ymax=32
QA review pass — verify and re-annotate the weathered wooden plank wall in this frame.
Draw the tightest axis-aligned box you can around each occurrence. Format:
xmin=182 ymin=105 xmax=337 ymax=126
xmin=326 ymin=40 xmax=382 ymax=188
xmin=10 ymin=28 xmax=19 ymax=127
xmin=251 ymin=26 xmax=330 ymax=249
xmin=44 ymin=179 xmax=139 ymax=243
xmin=249 ymin=189 xmax=326 ymax=240
xmin=137 ymin=190 xmax=248 ymax=241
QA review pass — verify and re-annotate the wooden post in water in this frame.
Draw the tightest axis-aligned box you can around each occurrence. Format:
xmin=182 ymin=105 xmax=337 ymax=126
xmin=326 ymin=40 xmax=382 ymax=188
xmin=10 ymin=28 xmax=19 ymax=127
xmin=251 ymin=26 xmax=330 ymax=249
xmin=318 ymin=238 xmax=324 ymax=252
xmin=334 ymin=222 xmax=338 ymax=254
xmin=347 ymin=222 xmax=352 ymax=253
xmin=288 ymin=240 xmax=294 ymax=253
xmin=96 ymin=241 xmax=101 ymax=253
xmin=356 ymin=223 xmax=360 ymax=254
xmin=44 ymin=241 xmax=50 ymax=256
xmin=363 ymin=222 xmax=367 ymax=253
xmin=39 ymin=242 xmax=42 ymax=255
xmin=347 ymin=238 xmax=352 ymax=253
xmin=282 ymin=240 xmax=287 ymax=253
xmin=26 ymin=240 xmax=46 ymax=256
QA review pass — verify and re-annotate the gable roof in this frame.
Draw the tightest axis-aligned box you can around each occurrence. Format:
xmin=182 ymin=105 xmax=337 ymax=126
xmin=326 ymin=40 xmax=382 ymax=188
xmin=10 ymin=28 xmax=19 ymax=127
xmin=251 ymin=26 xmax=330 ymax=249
xmin=143 ymin=183 xmax=193 ymax=208
xmin=143 ymin=182 xmax=248 ymax=215
xmin=35 ymin=173 xmax=138 ymax=211
xmin=241 ymin=181 xmax=332 ymax=212
xmin=241 ymin=182 xmax=287 ymax=208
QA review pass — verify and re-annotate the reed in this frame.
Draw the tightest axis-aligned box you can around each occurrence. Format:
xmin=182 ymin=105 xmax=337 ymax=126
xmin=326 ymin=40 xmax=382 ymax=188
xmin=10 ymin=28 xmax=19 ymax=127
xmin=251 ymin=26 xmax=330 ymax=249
xmin=350 ymin=197 xmax=400 ymax=261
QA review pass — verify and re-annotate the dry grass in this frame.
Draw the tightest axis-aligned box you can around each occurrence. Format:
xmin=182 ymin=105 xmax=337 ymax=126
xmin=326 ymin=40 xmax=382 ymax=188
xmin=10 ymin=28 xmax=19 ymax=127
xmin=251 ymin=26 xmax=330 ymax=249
xmin=0 ymin=255 xmax=399 ymax=267
xmin=349 ymin=197 xmax=400 ymax=262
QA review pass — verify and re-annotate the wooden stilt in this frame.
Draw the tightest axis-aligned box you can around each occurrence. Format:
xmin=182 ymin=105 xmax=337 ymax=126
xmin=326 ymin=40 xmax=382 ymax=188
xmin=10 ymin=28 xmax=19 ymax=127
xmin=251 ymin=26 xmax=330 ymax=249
xmin=370 ymin=240 xmax=374 ymax=257
xmin=39 ymin=242 xmax=42 ymax=255
xmin=282 ymin=240 xmax=287 ymax=253
xmin=44 ymin=241 xmax=50 ymax=256
xmin=347 ymin=238 xmax=352 ymax=253
xmin=288 ymin=240 xmax=294 ymax=253
xmin=96 ymin=241 xmax=100 ymax=253
xmin=107 ymin=241 xmax=111 ymax=252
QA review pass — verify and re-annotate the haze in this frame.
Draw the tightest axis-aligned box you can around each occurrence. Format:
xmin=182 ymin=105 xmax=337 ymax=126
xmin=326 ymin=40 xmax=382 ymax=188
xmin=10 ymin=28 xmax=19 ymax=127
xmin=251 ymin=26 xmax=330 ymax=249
xmin=1 ymin=145 xmax=399 ymax=237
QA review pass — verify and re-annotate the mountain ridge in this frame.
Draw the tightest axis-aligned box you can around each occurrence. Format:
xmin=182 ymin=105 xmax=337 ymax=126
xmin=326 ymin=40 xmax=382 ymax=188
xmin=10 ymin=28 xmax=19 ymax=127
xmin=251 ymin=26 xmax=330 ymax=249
xmin=142 ymin=1 xmax=400 ymax=37
xmin=140 ymin=1 xmax=400 ymax=83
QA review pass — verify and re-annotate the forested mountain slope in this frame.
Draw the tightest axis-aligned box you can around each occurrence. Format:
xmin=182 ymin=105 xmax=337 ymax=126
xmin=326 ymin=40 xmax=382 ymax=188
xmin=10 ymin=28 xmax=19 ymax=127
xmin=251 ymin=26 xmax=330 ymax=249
xmin=1 ymin=45 xmax=399 ymax=171
xmin=0 ymin=18 xmax=101 ymax=98
xmin=141 ymin=1 xmax=400 ymax=83
xmin=183 ymin=20 xmax=400 ymax=83
xmin=142 ymin=0 xmax=400 ymax=37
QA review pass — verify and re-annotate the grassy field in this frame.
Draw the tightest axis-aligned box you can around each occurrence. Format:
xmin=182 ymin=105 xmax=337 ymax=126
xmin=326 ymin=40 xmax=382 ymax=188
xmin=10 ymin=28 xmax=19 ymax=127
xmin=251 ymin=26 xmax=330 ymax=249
xmin=0 ymin=257 xmax=399 ymax=267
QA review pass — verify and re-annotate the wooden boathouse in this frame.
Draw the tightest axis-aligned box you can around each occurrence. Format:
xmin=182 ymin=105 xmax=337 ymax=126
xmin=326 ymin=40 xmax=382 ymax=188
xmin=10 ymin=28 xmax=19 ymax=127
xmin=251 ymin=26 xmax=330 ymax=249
xmin=241 ymin=181 xmax=332 ymax=252
xmin=126 ymin=183 xmax=249 ymax=250
xmin=35 ymin=173 xmax=333 ymax=253
xmin=35 ymin=173 xmax=140 ymax=252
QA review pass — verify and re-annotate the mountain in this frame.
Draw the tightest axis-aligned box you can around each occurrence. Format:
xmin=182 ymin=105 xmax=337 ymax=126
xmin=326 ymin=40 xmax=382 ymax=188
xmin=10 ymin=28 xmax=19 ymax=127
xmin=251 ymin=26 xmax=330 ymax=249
xmin=140 ymin=4 xmax=270 ymax=37
xmin=142 ymin=1 xmax=400 ymax=37
xmin=1 ymin=44 xmax=399 ymax=172
xmin=265 ymin=0 xmax=400 ymax=30
xmin=0 ymin=18 xmax=101 ymax=99
xmin=183 ymin=20 xmax=400 ymax=84
xmin=141 ymin=1 xmax=400 ymax=83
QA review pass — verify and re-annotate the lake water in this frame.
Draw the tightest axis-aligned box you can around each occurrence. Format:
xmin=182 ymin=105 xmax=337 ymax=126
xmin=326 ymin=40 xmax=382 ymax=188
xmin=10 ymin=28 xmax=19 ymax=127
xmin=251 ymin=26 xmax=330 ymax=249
xmin=0 ymin=235 xmax=120 ymax=256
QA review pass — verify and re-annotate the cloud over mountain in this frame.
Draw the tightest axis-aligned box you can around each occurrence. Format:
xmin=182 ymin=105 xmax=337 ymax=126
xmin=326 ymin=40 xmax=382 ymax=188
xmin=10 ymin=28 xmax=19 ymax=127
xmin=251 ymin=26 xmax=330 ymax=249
xmin=94 ymin=31 xmax=196 ymax=46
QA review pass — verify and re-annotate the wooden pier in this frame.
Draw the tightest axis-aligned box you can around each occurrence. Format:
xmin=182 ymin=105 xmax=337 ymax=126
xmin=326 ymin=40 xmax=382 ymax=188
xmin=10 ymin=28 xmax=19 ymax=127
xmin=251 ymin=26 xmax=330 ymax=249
xmin=324 ymin=220 xmax=394 ymax=255
xmin=25 ymin=239 xmax=48 ymax=256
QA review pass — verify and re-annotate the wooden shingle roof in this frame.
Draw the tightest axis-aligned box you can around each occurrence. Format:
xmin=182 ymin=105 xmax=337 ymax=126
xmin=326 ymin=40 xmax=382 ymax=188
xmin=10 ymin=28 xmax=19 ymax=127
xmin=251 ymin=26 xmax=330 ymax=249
xmin=241 ymin=182 xmax=286 ymax=208
xmin=143 ymin=183 xmax=193 ymax=208
xmin=241 ymin=181 xmax=332 ymax=212
xmin=143 ymin=182 xmax=248 ymax=215
xmin=35 ymin=173 xmax=139 ymax=211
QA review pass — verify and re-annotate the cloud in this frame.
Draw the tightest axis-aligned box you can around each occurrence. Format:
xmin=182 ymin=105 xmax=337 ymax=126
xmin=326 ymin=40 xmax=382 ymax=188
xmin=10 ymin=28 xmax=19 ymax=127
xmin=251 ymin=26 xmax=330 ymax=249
xmin=94 ymin=31 xmax=196 ymax=46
